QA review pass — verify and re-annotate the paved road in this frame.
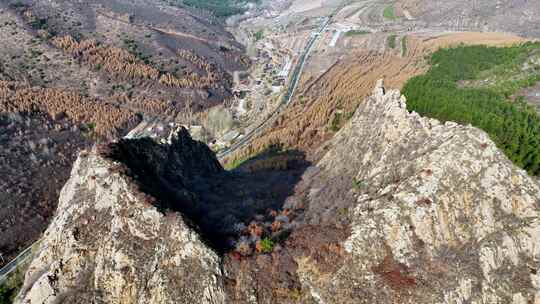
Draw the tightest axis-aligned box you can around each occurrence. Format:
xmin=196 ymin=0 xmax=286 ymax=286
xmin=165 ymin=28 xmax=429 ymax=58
xmin=0 ymin=242 xmax=38 ymax=285
xmin=217 ymin=14 xmax=334 ymax=160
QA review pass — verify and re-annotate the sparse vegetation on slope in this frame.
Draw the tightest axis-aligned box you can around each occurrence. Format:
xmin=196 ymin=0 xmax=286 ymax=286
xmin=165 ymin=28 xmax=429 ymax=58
xmin=0 ymin=81 xmax=140 ymax=138
xmin=383 ymin=5 xmax=396 ymax=20
xmin=403 ymin=43 xmax=540 ymax=176
xmin=387 ymin=34 xmax=397 ymax=49
xmin=167 ymin=0 xmax=259 ymax=17
xmin=52 ymin=36 xmax=225 ymax=90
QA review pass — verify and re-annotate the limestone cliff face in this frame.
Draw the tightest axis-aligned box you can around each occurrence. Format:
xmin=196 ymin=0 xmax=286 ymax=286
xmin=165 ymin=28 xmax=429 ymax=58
xmin=297 ymin=81 xmax=540 ymax=303
xmin=15 ymin=129 xmax=226 ymax=304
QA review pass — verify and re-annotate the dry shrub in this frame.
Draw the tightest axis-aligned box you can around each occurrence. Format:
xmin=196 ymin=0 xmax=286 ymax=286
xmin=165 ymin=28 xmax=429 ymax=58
xmin=176 ymin=49 xmax=230 ymax=88
xmin=280 ymin=208 xmax=291 ymax=217
xmin=235 ymin=240 xmax=253 ymax=256
xmin=268 ymin=209 xmax=278 ymax=217
xmin=271 ymin=220 xmax=282 ymax=232
xmin=52 ymin=36 xmax=227 ymax=90
xmin=0 ymin=81 xmax=139 ymax=138
xmin=422 ymin=168 xmax=433 ymax=176
xmin=286 ymin=225 xmax=349 ymax=274
xmin=248 ymin=221 xmax=264 ymax=238
xmin=415 ymin=197 xmax=432 ymax=207
xmin=229 ymin=251 xmax=243 ymax=261
xmin=52 ymin=36 xmax=161 ymax=81
xmin=255 ymin=240 xmax=264 ymax=253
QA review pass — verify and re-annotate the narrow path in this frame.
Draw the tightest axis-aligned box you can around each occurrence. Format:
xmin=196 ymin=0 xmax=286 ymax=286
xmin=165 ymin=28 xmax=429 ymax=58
xmin=150 ymin=27 xmax=212 ymax=44
xmin=96 ymin=10 xmax=213 ymax=44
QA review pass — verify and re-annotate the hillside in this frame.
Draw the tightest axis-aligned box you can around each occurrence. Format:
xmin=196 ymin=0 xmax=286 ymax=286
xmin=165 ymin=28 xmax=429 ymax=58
xmin=2 ymin=0 xmax=540 ymax=303
xmin=15 ymin=82 xmax=540 ymax=303
xmin=396 ymin=0 xmax=540 ymax=37
xmin=224 ymin=32 xmax=528 ymax=163
xmin=0 ymin=0 xmax=248 ymax=268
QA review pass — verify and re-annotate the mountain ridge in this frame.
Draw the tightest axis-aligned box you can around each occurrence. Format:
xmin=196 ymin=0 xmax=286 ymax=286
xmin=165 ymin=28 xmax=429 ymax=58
xmin=15 ymin=81 xmax=540 ymax=303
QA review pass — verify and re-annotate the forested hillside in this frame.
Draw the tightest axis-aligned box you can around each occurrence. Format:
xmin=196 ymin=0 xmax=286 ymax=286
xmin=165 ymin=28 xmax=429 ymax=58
xmin=403 ymin=43 xmax=540 ymax=176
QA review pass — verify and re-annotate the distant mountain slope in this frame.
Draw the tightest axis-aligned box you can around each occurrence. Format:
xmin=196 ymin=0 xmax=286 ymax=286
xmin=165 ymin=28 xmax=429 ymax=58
xmin=396 ymin=0 xmax=540 ymax=37
xmin=224 ymin=32 xmax=526 ymax=164
xmin=1 ymin=0 xmax=249 ymax=116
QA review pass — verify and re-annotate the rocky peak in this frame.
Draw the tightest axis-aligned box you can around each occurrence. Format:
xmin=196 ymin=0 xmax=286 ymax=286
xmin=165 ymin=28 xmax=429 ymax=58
xmin=97 ymin=126 xmax=223 ymax=216
xmin=297 ymin=80 xmax=540 ymax=303
xmin=15 ymin=128 xmax=226 ymax=304
xmin=16 ymin=82 xmax=540 ymax=303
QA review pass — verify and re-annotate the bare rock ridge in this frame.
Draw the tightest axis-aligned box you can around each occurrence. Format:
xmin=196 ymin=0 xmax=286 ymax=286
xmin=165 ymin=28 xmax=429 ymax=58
xmin=298 ymin=80 xmax=540 ymax=303
xmin=17 ymin=81 xmax=540 ymax=303
xmin=15 ymin=128 xmax=226 ymax=303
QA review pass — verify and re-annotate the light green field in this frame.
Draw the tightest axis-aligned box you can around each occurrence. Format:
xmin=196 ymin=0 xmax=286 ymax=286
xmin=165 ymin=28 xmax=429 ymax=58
xmin=383 ymin=5 xmax=396 ymax=20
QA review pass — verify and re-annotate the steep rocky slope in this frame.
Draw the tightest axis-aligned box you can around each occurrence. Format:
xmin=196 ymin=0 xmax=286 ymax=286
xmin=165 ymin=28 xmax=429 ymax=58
xmin=15 ymin=129 xmax=227 ymax=303
xmin=0 ymin=0 xmax=249 ymax=266
xmin=288 ymin=80 xmax=540 ymax=303
xmin=17 ymin=81 xmax=540 ymax=303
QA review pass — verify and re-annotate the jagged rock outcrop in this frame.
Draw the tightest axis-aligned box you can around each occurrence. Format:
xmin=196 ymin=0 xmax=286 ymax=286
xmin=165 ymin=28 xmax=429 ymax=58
xmin=294 ymin=80 xmax=540 ymax=303
xmin=16 ymin=82 xmax=540 ymax=304
xmin=15 ymin=128 xmax=226 ymax=304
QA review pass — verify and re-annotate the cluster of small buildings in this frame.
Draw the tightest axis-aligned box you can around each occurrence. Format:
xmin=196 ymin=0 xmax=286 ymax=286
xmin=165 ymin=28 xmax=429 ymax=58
xmin=232 ymin=37 xmax=293 ymax=111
